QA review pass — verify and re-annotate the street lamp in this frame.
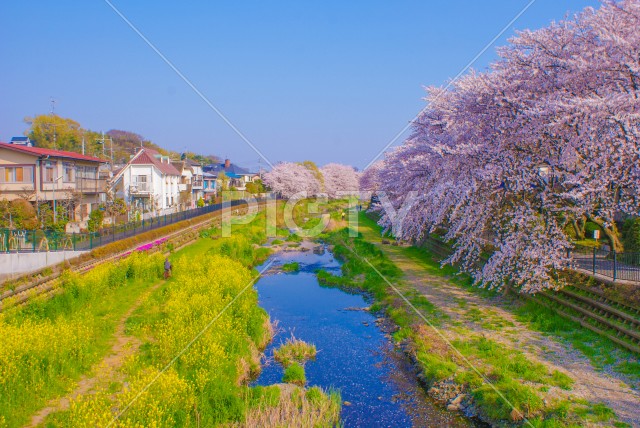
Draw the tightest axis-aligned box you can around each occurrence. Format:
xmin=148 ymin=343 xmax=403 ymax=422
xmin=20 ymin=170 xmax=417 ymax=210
xmin=52 ymin=176 xmax=63 ymax=223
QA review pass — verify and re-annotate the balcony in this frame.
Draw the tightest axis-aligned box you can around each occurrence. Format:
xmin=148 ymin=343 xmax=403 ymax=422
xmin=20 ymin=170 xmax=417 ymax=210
xmin=130 ymin=182 xmax=152 ymax=195
xmin=192 ymin=179 xmax=203 ymax=189
xmin=76 ymin=178 xmax=107 ymax=193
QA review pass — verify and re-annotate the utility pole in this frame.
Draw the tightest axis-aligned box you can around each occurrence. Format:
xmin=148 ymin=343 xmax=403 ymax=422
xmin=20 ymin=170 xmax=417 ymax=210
xmin=96 ymin=131 xmax=114 ymax=166
xmin=50 ymin=97 xmax=57 ymax=149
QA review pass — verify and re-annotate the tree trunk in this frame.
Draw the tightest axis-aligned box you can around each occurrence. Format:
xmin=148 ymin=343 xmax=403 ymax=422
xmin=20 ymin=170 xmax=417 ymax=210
xmin=587 ymin=215 xmax=624 ymax=252
xmin=571 ymin=218 xmax=585 ymax=240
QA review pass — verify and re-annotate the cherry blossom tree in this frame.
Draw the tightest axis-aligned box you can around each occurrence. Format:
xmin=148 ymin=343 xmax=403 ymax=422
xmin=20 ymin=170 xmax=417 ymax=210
xmin=373 ymin=0 xmax=640 ymax=293
xmin=359 ymin=160 xmax=384 ymax=193
xmin=321 ymin=163 xmax=360 ymax=198
xmin=263 ymin=162 xmax=321 ymax=198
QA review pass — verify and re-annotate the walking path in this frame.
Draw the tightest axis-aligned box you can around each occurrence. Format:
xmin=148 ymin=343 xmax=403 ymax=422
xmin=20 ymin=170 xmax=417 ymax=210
xmin=26 ymin=281 xmax=164 ymax=427
xmin=357 ymin=221 xmax=640 ymax=426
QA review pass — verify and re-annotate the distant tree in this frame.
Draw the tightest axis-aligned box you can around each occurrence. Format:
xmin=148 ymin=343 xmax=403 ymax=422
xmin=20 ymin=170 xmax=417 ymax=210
xmin=245 ymin=179 xmax=266 ymax=195
xmin=263 ymin=162 xmax=321 ymax=198
xmin=25 ymin=114 xmax=83 ymax=151
xmin=321 ymin=163 xmax=360 ymax=198
xmin=359 ymin=160 xmax=384 ymax=193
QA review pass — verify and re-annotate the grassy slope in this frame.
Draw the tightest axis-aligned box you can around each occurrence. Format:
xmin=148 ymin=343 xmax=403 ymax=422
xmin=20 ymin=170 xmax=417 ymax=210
xmin=317 ymin=211 xmax=627 ymax=427
xmin=359 ymin=215 xmax=640 ymax=381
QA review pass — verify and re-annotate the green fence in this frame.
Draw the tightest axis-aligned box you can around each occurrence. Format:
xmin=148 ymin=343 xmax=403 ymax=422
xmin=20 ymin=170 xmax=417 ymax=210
xmin=0 ymin=198 xmax=251 ymax=253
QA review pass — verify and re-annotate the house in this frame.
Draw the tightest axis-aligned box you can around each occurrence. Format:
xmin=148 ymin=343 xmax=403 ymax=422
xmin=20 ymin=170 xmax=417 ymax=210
xmin=203 ymin=159 xmax=258 ymax=190
xmin=186 ymin=159 xmax=204 ymax=202
xmin=171 ymin=158 xmax=204 ymax=208
xmin=9 ymin=136 xmax=33 ymax=147
xmin=203 ymin=172 xmax=217 ymax=200
xmin=0 ymin=142 xmax=106 ymax=223
xmin=110 ymin=148 xmax=181 ymax=218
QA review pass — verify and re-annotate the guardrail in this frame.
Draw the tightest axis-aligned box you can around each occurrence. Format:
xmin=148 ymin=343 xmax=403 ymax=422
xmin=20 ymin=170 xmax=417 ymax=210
xmin=0 ymin=199 xmax=252 ymax=253
xmin=570 ymin=245 xmax=640 ymax=283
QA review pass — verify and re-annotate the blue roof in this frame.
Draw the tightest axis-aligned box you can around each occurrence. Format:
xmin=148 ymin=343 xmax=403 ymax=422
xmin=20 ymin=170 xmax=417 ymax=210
xmin=204 ymin=162 xmax=252 ymax=176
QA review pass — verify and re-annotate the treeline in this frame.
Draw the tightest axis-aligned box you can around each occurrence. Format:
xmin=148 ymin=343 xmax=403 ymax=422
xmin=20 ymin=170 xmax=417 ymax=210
xmin=22 ymin=114 xmax=220 ymax=165
xmin=263 ymin=161 xmax=359 ymax=199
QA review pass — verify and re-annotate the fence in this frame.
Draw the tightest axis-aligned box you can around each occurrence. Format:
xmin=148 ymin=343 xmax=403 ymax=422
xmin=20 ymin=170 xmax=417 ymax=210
xmin=570 ymin=245 xmax=640 ymax=283
xmin=0 ymin=199 xmax=251 ymax=253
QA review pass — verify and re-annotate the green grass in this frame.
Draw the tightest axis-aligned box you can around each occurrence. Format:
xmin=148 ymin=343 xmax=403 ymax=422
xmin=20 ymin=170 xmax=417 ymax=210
xmin=282 ymin=262 xmax=300 ymax=272
xmin=274 ymin=337 xmax=317 ymax=367
xmin=514 ymin=300 xmax=639 ymax=380
xmin=283 ymin=363 xmax=307 ymax=386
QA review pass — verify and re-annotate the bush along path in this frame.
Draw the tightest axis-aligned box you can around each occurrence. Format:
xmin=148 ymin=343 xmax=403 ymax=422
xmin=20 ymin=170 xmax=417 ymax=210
xmin=316 ymin=212 xmax=640 ymax=427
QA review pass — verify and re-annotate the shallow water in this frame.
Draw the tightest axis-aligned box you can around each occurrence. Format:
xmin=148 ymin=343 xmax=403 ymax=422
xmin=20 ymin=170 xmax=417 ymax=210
xmin=253 ymin=247 xmax=471 ymax=427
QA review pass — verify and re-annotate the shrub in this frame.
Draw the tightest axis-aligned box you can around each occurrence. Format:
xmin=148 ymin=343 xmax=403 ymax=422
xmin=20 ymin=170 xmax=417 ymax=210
xmin=283 ymin=363 xmax=306 ymax=386
xmin=282 ymin=262 xmax=300 ymax=272
xmin=274 ymin=337 xmax=316 ymax=367
xmin=622 ymin=218 xmax=640 ymax=252
xmin=87 ymin=209 xmax=104 ymax=232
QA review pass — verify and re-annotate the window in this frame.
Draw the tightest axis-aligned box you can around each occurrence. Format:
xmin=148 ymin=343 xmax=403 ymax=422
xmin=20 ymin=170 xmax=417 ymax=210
xmin=63 ymin=163 xmax=75 ymax=182
xmin=79 ymin=166 xmax=97 ymax=179
xmin=43 ymin=161 xmax=57 ymax=182
xmin=0 ymin=166 xmax=34 ymax=183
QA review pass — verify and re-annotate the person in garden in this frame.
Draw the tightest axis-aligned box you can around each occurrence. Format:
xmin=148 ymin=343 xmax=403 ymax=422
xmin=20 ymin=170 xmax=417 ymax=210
xmin=164 ymin=257 xmax=172 ymax=279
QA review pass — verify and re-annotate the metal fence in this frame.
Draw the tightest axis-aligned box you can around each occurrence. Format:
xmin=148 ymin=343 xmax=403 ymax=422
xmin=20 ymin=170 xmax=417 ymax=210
xmin=420 ymin=235 xmax=640 ymax=284
xmin=0 ymin=199 xmax=251 ymax=253
xmin=570 ymin=245 xmax=640 ymax=283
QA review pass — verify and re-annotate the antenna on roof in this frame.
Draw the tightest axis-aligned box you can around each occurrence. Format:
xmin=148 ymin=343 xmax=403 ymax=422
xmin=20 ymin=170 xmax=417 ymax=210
xmin=49 ymin=97 xmax=56 ymax=115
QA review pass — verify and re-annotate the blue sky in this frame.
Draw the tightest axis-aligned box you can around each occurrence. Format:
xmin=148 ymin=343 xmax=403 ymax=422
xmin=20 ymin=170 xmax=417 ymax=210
xmin=0 ymin=1 xmax=597 ymax=170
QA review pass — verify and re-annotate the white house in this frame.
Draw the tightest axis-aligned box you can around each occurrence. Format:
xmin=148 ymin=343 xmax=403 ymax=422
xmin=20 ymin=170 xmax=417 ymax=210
xmin=172 ymin=158 xmax=205 ymax=208
xmin=110 ymin=148 xmax=181 ymax=218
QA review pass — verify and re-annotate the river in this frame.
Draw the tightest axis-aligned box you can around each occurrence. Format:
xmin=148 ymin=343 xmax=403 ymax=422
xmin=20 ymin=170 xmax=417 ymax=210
xmin=253 ymin=244 xmax=471 ymax=427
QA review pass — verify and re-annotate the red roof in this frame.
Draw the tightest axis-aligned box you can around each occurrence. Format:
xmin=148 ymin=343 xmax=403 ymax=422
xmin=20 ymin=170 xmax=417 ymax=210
xmin=0 ymin=142 xmax=104 ymax=163
xmin=130 ymin=148 xmax=180 ymax=175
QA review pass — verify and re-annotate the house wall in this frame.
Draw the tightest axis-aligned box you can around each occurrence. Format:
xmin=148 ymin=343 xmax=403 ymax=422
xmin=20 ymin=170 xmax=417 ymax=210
xmin=0 ymin=148 xmax=105 ymax=226
xmin=0 ymin=149 xmax=38 ymax=200
xmin=117 ymin=163 xmax=180 ymax=214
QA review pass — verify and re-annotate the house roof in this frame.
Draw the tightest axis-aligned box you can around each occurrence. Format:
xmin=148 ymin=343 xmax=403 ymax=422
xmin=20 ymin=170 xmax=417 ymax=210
xmin=204 ymin=162 xmax=252 ymax=176
xmin=171 ymin=160 xmax=196 ymax=174
xmin=130 ymin=149 xmax=181 ymax=176
xmin=184 ymin=158 xmax=202 ymax=168
xmin=0 ymin=142 xmax=104 ymax=162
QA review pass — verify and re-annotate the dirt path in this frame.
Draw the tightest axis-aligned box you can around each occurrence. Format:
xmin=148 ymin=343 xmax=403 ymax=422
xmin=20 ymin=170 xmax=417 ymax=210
xmin=358 ymin=224 xmax=640 ymax=427
xmin=26 ymin=281 xmax=163 ymax=428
